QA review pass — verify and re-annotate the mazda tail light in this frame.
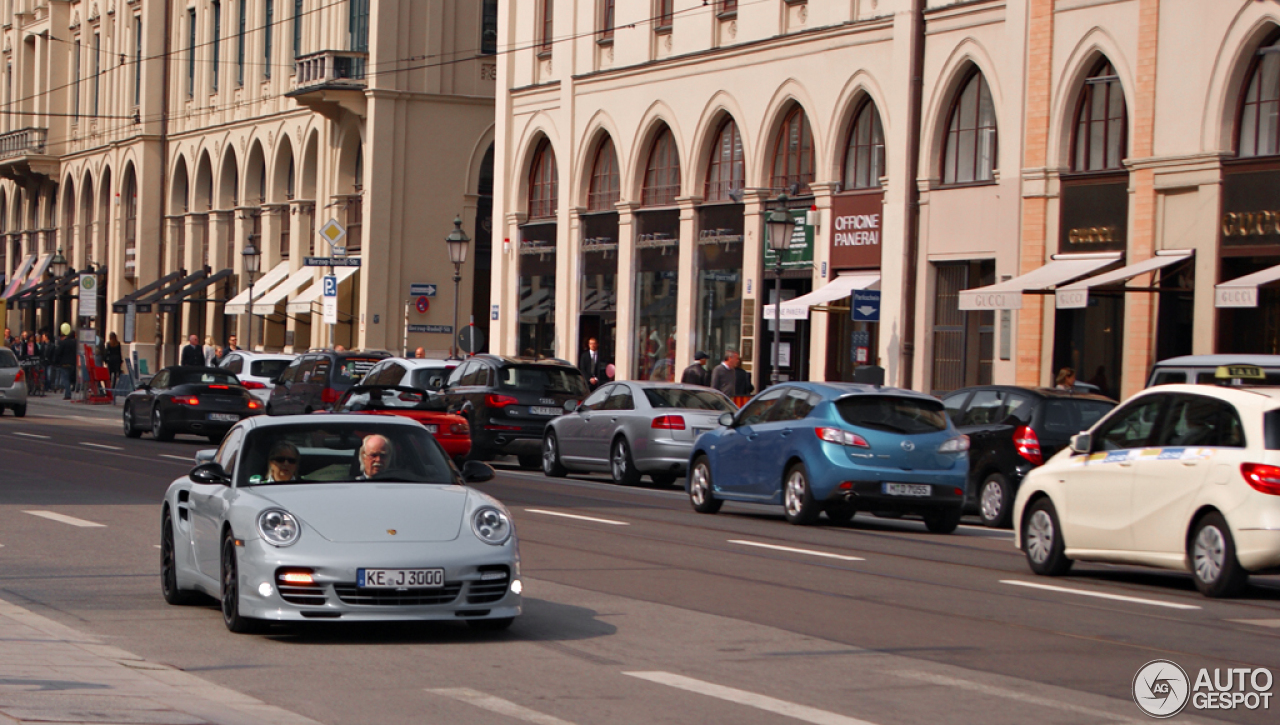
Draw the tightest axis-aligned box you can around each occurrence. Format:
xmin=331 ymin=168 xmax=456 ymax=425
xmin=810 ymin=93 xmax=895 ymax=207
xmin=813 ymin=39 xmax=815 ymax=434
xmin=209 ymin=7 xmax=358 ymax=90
xmin=449 ymin=422 xmax=470 ymax=435
xmin=320 ymin=387 xmax=340 ymax=404
xmin=815 ymin=427 xmax=870 ymax=448
xmin=485 ymin=393 xmax=519 ymax=408
xmin=1241 ymin=463 xmax=1280 ymax=496
xmin=1014 ymin=425 xmax=1043 ymax=465
xmin=651 ymin=415 xmax=686 ymax=430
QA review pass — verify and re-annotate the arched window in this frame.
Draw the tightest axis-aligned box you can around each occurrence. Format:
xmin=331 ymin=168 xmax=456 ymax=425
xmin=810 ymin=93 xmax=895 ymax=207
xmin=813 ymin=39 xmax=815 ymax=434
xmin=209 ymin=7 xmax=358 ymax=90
xmin=587 ymin=137 xmax=620 ymax=212
xmin=528 ymin=138 xmax=558 ymax=219
xmin=705 ymin=117 xmax=744 ymax=202
xmin=1239 ymin=35 xmax=1280 ymax=157
xmin=942 ymin=69 xmax=997 ymax=184
xmin=642 ymin=127 xmax=680 ymax=207
xmin=124 ymin=171 xmax=138 ymax=275
xmin=843 ymin=99 xmax=885 ymax=190
xmin=770 ymin=106 xmax=814 ymax=193
xmin=1073 ymin=60 xmax=1127 ymax=171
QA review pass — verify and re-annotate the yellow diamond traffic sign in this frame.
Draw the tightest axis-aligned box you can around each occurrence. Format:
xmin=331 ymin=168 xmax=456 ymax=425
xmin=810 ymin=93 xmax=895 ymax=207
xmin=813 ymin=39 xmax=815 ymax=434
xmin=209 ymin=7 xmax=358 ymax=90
xmin=318 ymin=218 xmax=347 ymax=247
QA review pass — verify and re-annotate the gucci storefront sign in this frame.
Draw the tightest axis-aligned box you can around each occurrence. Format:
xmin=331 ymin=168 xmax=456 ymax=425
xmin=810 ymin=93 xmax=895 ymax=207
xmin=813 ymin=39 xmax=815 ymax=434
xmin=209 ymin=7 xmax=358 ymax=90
xmin=1222 ymin=211 xmax=1280 ymax=239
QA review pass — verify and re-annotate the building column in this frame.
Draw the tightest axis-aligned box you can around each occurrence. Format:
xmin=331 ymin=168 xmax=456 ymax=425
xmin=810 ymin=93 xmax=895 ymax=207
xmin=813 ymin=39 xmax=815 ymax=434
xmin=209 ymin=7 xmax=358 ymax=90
xmin=741 ymin=192 xmax=767 ymax=385
xmin=674 ymin=197 xmax=700 ymax=379
xmin=233 ymin=208 xmax=255 ymax=346
xmin=614 ymin=202 xmax=638 ymax=380
xmin=808 ymin=182 xmax=837 ymax=381
xmin=208 ymin=210 xmax=234 ymax=344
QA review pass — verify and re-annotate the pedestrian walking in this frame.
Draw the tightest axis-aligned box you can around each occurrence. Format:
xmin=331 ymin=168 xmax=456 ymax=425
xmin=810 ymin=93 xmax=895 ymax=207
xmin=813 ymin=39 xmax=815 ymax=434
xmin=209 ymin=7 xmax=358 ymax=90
xmin=681 ymin=351 xmax=710 ymax=386
xmin=180 ymin=334 xmax=203 ymax=366
xmin=105 ymin=332 xmax=123 ymax=388
xmin=203 ymin=336 xmax=218 ymax=367
xmin=55 ymin=324 xmax=77 ymax=400
xmin=709 ymin=350 xmax=740 ymax=397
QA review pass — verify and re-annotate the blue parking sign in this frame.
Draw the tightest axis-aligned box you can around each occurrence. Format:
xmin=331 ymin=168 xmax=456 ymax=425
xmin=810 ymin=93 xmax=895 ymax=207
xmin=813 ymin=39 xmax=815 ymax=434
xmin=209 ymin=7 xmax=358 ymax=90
xmin=851 ymin=290 xmax=880 ymax=322
xmin=323 ymin=275 xmax=338 ymax=297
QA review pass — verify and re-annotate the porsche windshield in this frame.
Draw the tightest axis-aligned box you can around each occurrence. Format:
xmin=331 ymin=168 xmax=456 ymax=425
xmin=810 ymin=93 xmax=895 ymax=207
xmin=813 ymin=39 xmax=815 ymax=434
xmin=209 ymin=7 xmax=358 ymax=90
xmin=238 ymin=423 xmax=455 ymax=485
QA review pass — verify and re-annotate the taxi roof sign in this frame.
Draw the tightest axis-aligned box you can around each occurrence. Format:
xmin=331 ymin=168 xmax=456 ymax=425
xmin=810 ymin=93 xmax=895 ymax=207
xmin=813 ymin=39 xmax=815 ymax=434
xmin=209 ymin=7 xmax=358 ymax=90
xmin=1215 ymin=364 xmax=1266 ymax=381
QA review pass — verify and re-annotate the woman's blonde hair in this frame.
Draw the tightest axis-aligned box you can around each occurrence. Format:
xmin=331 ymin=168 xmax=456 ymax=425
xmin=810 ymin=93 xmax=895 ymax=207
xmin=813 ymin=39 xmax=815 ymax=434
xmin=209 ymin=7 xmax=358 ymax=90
xmin=1055 ymin=367 xmax=1076 ymax=386
xmin=205 ymin=335 xmax=214 ymax=346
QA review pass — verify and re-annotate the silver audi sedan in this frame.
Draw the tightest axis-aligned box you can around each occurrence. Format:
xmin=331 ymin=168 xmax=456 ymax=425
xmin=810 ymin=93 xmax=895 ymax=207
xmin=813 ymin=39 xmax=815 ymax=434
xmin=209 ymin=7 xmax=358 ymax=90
xmin=541 ymin=382 xmax=737 ymax=486
xmin=0 ymin=346 xmax=27 ymax=417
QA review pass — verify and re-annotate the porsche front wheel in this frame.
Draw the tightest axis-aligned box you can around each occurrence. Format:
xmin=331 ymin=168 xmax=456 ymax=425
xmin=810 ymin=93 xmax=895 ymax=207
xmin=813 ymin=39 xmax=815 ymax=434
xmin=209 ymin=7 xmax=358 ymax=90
xmin=221 ymin=533 xmax=263 ymax=633
xmin=160 ymin=508 xmax=197 ymax=605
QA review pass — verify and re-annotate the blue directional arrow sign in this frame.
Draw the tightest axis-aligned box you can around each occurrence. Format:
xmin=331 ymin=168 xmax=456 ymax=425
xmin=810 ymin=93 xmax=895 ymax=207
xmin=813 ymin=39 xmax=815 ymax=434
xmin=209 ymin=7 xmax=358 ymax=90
xmin=409 ymin=284 xmax=437 ymax=297
xmin=851 ymin=290 xmax=881 ymax=322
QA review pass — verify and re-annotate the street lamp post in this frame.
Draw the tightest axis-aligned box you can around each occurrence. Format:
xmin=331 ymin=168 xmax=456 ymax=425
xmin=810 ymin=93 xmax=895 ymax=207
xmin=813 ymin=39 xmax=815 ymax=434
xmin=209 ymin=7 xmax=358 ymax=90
xmin=242 ymin=239 xmax=261 ymax=352
xmin=49 ymin=247 xmax=69 ymax=332
xmin=444 ymin=216 xmax=470 ymax=361
xmin=765 ymin=195 xmax=793 ymax=387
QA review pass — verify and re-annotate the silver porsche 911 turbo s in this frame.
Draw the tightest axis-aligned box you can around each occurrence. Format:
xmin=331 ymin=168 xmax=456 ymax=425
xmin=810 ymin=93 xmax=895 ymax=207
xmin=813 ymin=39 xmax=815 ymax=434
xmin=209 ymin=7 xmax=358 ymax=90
xmin=159 ymin=414 xmax=521 ymax=633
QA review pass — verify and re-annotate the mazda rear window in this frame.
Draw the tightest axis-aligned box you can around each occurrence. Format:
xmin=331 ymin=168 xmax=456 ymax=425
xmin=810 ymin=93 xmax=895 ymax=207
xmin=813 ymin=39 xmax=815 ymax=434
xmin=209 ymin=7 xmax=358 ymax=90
xmin=1042 ymin=400 xmax=1115 ymax=434
xmin=411 ymin=366 xmax=455 ymax=391
xmin=251 ymin=360 xmax=291 ymax=379
xmin=644 ymin=388 xmax=736 ymax=412
xmin=835 ymin=395 xmax=948 ymax=434
xmin=497 ymin=365 xmax=589 ymax=396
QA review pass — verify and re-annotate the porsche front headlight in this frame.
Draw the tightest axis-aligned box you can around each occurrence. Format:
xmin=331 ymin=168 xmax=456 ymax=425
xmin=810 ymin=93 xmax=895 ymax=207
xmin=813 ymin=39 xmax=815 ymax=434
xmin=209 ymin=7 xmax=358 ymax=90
xmin=258 ymin=509 xmax=300 ymax=547
xmin=471 ymin=507 xmax=512 ymax=546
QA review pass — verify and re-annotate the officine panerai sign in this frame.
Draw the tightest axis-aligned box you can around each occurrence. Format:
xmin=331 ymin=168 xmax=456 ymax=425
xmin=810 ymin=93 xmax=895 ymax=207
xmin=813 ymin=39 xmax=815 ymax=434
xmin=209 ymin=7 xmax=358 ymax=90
xmin=829 ymin=192 xmax=883 ymax=270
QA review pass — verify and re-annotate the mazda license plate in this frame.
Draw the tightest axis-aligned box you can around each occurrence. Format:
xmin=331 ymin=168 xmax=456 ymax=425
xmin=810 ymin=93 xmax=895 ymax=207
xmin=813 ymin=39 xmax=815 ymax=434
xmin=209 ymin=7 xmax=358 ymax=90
xmin=357 ymin=568 xmax=445 ymax=589
xmin=207 ymin=413 xmax=239 ymax=422
xmin=883 ymin=483 xmax=931 ymax=497
xmin=422 ymin=424 xmax=438 ymax=434
xmin=530 ymin=406 xmax=561 ymax=416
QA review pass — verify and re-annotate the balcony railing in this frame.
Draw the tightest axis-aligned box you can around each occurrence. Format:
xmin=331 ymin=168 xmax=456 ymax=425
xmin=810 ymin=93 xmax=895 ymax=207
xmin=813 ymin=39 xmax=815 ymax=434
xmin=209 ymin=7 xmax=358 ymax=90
xmin=293 ymin=51 xmax=368 ymax=92
xmin=0 ymin=128 xmax=48 ymax=160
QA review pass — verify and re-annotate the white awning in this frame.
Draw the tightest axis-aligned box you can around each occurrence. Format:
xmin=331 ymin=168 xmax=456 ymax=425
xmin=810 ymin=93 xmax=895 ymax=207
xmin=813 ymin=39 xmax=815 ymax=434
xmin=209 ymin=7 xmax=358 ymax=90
xmin=287 ymin=265 xmax=358 ymax=314
xmin=21 ymin=253 xmax=53 ymax=293
xmin=223 ymin=261 xmax=291 ymax=315
xmin=763 ymin=272 xmax=881 ymax=321
xmin=248 ymin=267 xmax=315 ymax=315
xmin=2 ymin=254 xmax=36 ymax=299
xmin=1055 ymin=250 xmax=1194 ymax=309
xmin=957 ymin=252 xmax=1121 ymax=311
xmin=1216 ymin=262 xmax=1280 ymax=308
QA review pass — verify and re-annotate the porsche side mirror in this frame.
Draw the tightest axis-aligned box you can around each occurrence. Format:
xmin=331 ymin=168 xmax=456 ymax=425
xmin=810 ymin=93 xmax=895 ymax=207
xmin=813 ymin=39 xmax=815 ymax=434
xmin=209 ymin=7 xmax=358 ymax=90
xmin=461 ymin=460 xmax=495 ymax=484
xmin=564 ymin=399 xmax=579 ymax=413
xmin=1069 ymin=433 xmax=1091 ymax=455
xmin=189 ymin=462 xmax=231 ymax=485
xmin=718 ymin=412 xmax=734 ymax=427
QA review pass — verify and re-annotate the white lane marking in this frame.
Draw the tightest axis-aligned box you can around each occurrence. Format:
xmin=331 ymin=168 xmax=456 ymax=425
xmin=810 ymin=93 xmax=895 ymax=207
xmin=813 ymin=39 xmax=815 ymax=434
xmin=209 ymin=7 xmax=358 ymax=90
xmin=889 ymin=670 xmax=1134 ymax=722
xmin=728 ymin=540 xmax=865 ymax=562
xmin=1229 ymin=618 xmax=1280 ymax=628
xmin=499 ymin=469 xmax=686 ymax=498
xmin=524 ymin=509 xmax=629 ymax=526
xmin=13 ymin=432 xmax=50 ymax=439
xmin=159 ymin=454 xmax=193 ymax=462
xmin=23 ymin=511 xmax=107 ymax=528
xmin=1000 ymin=579 xmax=1201 ymax=610
xmin=80 ymin=442 xmax=123 ymax=451
xmin=427 ymin=688 xmax=579 ymax=725
xmin=623 ymin=671 xmax=880 ymax=725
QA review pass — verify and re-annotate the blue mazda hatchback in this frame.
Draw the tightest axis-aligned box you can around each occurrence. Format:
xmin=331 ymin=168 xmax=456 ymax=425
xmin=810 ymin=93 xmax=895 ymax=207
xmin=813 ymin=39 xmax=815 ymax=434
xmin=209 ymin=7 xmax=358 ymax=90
xmin=686 ymin=383 xmax=970 ymax=532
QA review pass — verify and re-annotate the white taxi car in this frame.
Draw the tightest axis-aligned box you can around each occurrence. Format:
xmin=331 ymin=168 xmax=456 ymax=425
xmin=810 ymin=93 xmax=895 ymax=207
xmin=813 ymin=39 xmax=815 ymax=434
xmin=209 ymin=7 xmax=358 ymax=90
xmin=1012 ymin=380 xmax=1280 ymax=597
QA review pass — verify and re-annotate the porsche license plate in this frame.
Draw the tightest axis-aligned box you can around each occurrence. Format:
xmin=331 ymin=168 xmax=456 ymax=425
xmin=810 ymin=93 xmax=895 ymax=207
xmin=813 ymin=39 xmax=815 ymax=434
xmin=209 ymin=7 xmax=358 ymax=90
xmin=357 ymin=568 xmax=445 ymax=589
xmin=207 ymin=413 xmax=239 ymax=422
xmin=882 ymin=483 xmax=931 ymax=497
xmin=530 ymin=406 xmax=561 ymax=416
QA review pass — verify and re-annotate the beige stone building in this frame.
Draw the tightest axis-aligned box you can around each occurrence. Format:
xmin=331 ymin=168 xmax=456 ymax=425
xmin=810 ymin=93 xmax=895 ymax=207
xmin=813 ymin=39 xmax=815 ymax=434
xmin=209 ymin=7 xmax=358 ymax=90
xmin=491 ymin=0 xmax=1280 ymax=400
xmin=1 ymin=0 xmax=498 ymax=369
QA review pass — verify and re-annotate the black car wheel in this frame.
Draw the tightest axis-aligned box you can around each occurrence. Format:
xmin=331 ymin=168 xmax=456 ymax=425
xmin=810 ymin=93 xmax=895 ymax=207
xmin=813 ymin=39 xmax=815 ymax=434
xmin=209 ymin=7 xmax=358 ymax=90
xmin=782 ymin=462 xmax=820 ymax=525
xmin=923 ymin=508 xmax=962 ymax=534
xmin=542 ymin=433 xmax=568 ymax=477
xmin=516 ymin=453 xmax=541 ymax=470
xmin=152 ymin=408 xmax=174 ymax=441
xmin=161 ymin=508 xmax=197 ymax=605
xmin=221 ymin=533 xmax=263 ymax=633
xmin=10 ymin=404 xmax=23 ymax=417
xmin=1190 ymin=513 xmax=1248 ymax=598
xmin=688 ymin=456 xmax=722 ymax=514
xmin=610 ymin=437 xmax=641 ymax=486
xmin=1023 ymin=498 xmax=1073 ymax=576
xmin=123 ymin=403 xmax=141 ymax=438
xmin=979 ymin=473 xmax=1014 ymax=529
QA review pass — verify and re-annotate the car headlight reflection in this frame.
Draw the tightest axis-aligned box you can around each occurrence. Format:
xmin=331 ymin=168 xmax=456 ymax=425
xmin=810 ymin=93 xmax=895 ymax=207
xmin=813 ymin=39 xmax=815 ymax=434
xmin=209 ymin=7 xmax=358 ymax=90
xmin=258 ymin=509 xmax=301 ymax=547
xmin=471 ymin=507 xmax=512 ymax=546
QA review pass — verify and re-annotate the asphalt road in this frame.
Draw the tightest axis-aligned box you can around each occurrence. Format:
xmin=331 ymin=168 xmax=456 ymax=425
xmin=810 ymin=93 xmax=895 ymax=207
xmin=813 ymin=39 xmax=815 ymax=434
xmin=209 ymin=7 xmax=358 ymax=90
xmin=1 ymin=399 xmax=1278 ymax=725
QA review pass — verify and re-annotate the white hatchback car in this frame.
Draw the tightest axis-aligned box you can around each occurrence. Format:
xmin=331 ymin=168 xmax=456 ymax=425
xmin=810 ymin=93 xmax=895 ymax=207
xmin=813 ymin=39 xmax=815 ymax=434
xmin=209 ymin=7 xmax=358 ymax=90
xmin=1013 ymin=382 xmax=1280 ymax=597
xmin=219 ymin=351 xmax=296 ymax=403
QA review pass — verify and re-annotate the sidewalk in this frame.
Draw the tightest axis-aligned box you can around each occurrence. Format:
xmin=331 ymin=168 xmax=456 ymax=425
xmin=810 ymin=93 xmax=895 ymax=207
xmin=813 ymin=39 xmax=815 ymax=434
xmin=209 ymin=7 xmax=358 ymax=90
xmin=22 ymin=394 xmax=120 ymax=421
xmin=0 ymin=597 xmax=323 ymax=725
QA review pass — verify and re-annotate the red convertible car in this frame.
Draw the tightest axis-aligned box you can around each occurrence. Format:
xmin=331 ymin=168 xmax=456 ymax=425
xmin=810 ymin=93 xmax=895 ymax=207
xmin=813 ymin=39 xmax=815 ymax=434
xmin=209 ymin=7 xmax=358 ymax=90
xmin=331 ymin=385 xmax=471 ymax=461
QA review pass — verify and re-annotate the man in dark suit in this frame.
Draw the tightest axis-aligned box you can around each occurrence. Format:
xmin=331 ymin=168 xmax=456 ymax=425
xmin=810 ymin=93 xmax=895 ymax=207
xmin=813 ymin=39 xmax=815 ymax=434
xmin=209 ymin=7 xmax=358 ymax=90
xmin=180 ymin=334 xmax=203 ymax=367
xmin=681 ymin=351 xmax=710 ymax=386
xmin=578 ymin=337 xmax=609 ymax=390
xmin=709 ymin=350 xmax=740 ymax=397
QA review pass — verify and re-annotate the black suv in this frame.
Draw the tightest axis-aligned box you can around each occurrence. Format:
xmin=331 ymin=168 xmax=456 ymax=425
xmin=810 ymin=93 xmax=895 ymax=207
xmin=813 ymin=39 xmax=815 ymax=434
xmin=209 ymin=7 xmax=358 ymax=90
xmin=266 ymin=349 xmax=391 ymax=415
xmin=942 ymin=385 xmax=1115 ymax=528
xmin=441 ymin=355 xmax=589 ymax=468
